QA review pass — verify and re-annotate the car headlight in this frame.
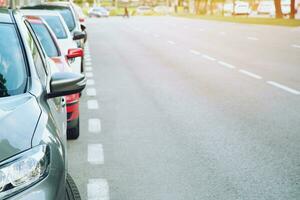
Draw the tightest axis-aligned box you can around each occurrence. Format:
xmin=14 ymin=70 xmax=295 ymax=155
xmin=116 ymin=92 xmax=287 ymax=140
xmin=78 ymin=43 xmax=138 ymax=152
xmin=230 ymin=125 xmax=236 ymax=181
xmin=0 ymin=145 xmax=50 ymax=199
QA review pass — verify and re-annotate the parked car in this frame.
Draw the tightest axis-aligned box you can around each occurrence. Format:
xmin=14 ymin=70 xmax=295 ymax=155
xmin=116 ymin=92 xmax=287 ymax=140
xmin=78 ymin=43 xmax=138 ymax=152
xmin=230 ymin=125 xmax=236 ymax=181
xmin=233 ymin=1 xmax=251 ymax=15
xmin=88 ymin=7 xmax=110 ymax=18
xmin=21 ymin=10 xmax=85 ymax=74
xmin=136 ymin=6 xmax=153 ymax=15
xmin=22 ymin=2 xmax=86 ymax=70
xmin=24 ymin=15 xmax=83 ymax=140
xmin=257 ymin=1 xmax=275 ymax=15
xmin=154 ymin=5 xmax=171 ymax=14
xmin=0 ymin=8 xmax=85 ymax=199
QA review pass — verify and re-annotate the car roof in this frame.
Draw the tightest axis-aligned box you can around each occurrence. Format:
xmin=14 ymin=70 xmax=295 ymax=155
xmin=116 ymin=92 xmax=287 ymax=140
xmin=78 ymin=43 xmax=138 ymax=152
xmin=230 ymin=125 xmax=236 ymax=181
xmin=22 ymin=4 xmax=70 ymax=10
xmin=20 ymin=9 xmax=61 ymax=17
xmin=0 ymin=8 xmax=12 ymax=23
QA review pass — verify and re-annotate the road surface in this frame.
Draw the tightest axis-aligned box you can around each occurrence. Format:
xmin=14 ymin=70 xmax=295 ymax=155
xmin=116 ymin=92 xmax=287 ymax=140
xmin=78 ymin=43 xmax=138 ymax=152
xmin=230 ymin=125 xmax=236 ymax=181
xmin=68 ymin=16 xmax=300 ymax=200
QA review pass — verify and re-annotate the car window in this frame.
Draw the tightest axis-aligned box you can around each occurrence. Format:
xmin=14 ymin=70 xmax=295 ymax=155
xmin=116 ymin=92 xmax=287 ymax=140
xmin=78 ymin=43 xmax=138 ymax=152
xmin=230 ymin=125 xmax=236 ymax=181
xmin=0 ymin=23 xmax=27 ymax=97
xmin=30 ymin=22 xmax=59 ymax=58
xmin=57 ymin=8 xmax=75 ymax=32
xmin=41 ymin=15 xmax=67 ymax=39
xmin=22 ymin=22 xmax=47 ymax=86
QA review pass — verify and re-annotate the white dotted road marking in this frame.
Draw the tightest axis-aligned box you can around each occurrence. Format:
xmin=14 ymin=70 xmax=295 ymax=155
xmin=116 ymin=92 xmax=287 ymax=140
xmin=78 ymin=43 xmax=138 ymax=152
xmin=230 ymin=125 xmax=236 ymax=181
xmin=291 ymin=44 xmax=300 ymax=49
xmin=202 ymin=54 xmax=216 ymax=61
xmin=87 ymin=100 xmax=99 ymax=110
xmin=87 ymin=79 xmax=95 ymax=86
xmin=218 ymin=61 xmax=236 ymax=69
xmin=88 ymin=118 xmax=101 ymax=133
xmin=153 ymin=34 xmax=160 ymax=38
xmin=247 ymin=37 xmax=259 ymax=41
xmin=267 ymin=81 xmax=300 ymax=95
xmin=239 ymin=69 xmax=262 ymax=79
xmin=87 ymin=179 xmax=109 ymax=200
xmin=85 ymin=62 xmax=92 ymax=66
xmin=189 ymin=49 xmax=201 ymax=55
xmin=167 ymin=40 xmax=175 ymax=45
xmin=85 ymin=67 xmax=93 ymax=72
xmin=85 ymin=57 xmax=92 ymax=62
xmin=88 ymin=144 xmax=104 ymax=165
xmin=86 ymin=72 xmax=93 ymax=78
xmin=86 ymin=88 xmax=97 ymax=96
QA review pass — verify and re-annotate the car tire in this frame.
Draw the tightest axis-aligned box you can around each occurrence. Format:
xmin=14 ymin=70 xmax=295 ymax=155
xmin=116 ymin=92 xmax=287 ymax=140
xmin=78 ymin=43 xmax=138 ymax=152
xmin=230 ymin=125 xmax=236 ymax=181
xmin=66 ymin=173 xmax=81 ymax=200
xmin=67 ymin=118 xmax=80 ymax=140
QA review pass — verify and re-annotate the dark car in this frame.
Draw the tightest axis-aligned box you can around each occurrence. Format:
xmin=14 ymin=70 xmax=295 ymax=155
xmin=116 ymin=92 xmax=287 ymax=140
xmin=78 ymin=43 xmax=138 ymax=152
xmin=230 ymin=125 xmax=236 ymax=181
xmin=0 ymin=9 xmax=85 ymax=200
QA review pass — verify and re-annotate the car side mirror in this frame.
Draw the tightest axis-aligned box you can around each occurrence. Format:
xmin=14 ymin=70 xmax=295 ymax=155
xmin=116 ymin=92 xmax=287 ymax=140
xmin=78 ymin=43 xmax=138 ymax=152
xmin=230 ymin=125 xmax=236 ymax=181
xmin=47 ymin=72 xmax=86 ymax=99
xmin=67 ymin=48 xmax=83 ymax=59
xmin=73 ymin=31 xmax=85 ymax=40
xmin=80 ymin=24 xmax=86 ymax=31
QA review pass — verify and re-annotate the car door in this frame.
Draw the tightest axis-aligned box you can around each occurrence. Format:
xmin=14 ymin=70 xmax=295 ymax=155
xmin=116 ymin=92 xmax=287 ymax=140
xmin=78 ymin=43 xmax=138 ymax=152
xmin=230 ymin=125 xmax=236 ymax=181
xmin=18 ymin=17 xmax=67 ymax=141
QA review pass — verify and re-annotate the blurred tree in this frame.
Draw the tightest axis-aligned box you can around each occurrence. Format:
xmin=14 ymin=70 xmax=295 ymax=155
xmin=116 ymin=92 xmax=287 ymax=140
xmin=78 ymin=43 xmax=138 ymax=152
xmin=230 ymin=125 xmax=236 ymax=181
xmin=274 ymin=0 xmax=283 ymax=18
xmin=290 ymin=0 xmax=295 ymax=19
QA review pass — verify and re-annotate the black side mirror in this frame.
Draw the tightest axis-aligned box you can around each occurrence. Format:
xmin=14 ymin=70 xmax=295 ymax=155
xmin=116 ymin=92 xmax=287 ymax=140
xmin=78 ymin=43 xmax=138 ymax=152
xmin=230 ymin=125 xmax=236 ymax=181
xmin=81 ymin=24 xmax=86 ymax=31
xmin=73 ymin=31 xmax=86 ymax=40
xmin=47 ymin=72 xmax=86 ymax=98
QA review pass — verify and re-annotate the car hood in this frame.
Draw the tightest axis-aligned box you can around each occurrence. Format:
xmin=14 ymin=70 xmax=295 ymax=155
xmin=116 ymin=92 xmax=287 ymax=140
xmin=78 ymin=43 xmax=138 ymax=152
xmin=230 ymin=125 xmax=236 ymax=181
xmin=0 ymin=93 xmax=41 ymax=162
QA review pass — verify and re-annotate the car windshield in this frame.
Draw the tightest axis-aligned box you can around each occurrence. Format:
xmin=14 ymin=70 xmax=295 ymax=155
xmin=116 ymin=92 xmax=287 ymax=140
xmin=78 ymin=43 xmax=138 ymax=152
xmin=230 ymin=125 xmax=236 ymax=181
xmin=94 ymin=7 xmax=106 ymax=12
xmin=57 ymin=8 xmax=76 ymax=32
xmin=30 ymin=22 xmax=59 ymax=58
xmin=0 ymin=23 xmax=27 ymax=97
xmin=41 ymin=15 xmax=67 ymax=39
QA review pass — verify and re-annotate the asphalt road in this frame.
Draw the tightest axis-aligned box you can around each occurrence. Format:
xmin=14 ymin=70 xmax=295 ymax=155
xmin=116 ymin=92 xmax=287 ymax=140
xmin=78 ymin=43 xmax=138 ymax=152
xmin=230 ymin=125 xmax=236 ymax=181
xmin=68 ymin=16 xmax=300 ymax=200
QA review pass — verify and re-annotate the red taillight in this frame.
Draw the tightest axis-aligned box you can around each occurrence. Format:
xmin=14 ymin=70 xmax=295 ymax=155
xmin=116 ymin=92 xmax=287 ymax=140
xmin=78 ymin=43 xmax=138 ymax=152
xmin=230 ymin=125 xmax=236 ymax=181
xmin=66 ymin=93 xmax=80 ymax=104
xmin=66 ymin=48 xmax=84 ymax=59
xmin=79 ymin=18 xmax=85 ymax=23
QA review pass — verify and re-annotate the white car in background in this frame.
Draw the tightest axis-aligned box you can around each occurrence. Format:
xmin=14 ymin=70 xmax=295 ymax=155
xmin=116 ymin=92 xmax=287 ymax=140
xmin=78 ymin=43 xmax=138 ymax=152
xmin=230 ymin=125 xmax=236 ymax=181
xmin=154 ymin=5 xmax=171 ymax=14
xmin=21 ymin=10 xmax=85 ymax=75
xmin=257 ymin=1 xmax=275 ymax=15
xmin=136 ymin=6 xmax=153 ymax=15
xmin=233 ymin=1 xmax=251 ymax=15
xmin=88 ymin=7 xmax=110 ymax=17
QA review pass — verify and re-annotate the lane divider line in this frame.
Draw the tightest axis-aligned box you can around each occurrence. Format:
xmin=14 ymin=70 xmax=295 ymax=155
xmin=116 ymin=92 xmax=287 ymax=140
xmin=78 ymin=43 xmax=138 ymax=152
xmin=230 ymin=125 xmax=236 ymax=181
xmin=88 ymin=118 xmax=101 ymax=133
xmin=267 ymin=81 xmax=300 ymax=95
xmin=247 ymin=37 xmax=259 ymax=41
xmin=167 ymin=40 xmax=175 ymax=45
xmin=218 ymin=61 xmax=236 ymax=69
xmin=87 ymin=79 xmax=95 ymax=86
xmin=87 ymin=100 xmax=99 ymax=110
xmin=189 ymin=49 xmax=201 ymax=55
xmin=291 ymin=44 xmax=300 ymax=49
xmin=87 ymin=144 xmax=104 ymax=165
xmin=202 ymin=54 xmax=216 ymax=61
xmin=239 ymin=69 xmax=262 ymax=79
xmin=87 ymin=179 xmax=109 ymax=200
xmin=86 ymin=88 xmax=97 ymax=97
xmin=85 ymin=67 xmax=93 ymax=72
xmin=85 ymin=72 xmax=93 ymax=78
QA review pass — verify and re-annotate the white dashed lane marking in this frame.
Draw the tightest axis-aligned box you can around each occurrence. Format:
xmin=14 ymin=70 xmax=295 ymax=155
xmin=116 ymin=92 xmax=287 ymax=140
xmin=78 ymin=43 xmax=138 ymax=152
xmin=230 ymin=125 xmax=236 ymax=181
xmin=218 ymin=61 xmax=236 ymax=69
xmin=86 ymin=72 xmax=93 ymax=78
xmin=239 ymin=69 xmax=262 ymax=79
xmin=87 ymin=79 xmax=95 ymax=86
xmin=88 ymin=144 xmax=104 ymax=165
xmin=267 ymin=81 xmax=300 ymax=95
xmin=86 ymin=88 xmax=97 ymax=96
xmin=291 ymin=44 xmax=300 ymax=49
xmin=247 ymin=37 xmax=259 ymax=41
xmin=85 ymin=67 xmax=93 ymax=71
xmin=87 ymin=179 xmax=109 ymax=200
xmin=189 ymin=49 xmax=201 ymax=55
xmin=167 ymin=40 xmax=175 ymax=45
xmin=202 ymin=54 xmax=216 ymax=61
xmin=85 ymin=62 xmax=92 ymax=66
xmin=88 ymin=118 xmax=101 ymax=133
xmin=87 ymin=100 xmax=99 ymax=110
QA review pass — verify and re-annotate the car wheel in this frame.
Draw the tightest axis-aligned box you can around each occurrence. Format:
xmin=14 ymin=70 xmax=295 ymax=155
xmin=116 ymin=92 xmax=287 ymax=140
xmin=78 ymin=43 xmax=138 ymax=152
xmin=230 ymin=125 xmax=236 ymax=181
xmin=66 ymin=173 xmax=81 ymax=200
xmin=67 ymin=118 xmax=80 ymax=140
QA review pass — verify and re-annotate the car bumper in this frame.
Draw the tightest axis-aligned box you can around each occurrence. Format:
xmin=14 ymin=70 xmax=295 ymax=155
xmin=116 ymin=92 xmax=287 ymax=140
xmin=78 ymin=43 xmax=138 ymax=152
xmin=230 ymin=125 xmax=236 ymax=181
xmin=66 ymin=94 xmax=80 ymax=129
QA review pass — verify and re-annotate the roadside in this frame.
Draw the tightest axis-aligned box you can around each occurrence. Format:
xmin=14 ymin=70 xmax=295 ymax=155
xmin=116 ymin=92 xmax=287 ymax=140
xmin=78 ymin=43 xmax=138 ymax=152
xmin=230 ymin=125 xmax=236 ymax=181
xmin=172 ymin=13 xmax=300 ymax=27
